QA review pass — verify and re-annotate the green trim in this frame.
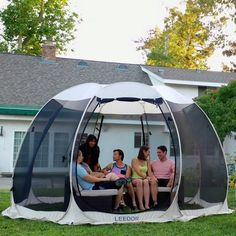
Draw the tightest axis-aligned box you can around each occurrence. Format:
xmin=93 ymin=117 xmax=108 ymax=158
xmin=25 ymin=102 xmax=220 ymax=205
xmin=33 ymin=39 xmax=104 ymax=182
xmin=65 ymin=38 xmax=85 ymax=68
xmin=0 ymin=104 xmax=41 ymax=116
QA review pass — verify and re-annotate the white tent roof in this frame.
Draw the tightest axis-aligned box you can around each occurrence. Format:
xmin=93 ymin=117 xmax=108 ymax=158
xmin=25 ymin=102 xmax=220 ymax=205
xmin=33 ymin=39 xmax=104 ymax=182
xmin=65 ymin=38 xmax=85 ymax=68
xmin=54 ymin=82 xmax=193 ymax=105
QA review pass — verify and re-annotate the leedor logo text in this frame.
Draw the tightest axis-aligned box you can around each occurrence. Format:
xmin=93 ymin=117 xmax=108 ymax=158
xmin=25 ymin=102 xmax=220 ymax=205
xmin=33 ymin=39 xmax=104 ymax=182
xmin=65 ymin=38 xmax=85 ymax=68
xmin=114 ymin=215 xmax=139 ymax=222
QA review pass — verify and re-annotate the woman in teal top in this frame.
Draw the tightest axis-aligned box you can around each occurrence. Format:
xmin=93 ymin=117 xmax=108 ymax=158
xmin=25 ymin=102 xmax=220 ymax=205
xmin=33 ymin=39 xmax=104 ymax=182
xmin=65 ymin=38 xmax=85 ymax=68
xmin=131 ymin=146 xmax=158 ymax=210
xmin=73 ymin=150 xmax=126 ymax=211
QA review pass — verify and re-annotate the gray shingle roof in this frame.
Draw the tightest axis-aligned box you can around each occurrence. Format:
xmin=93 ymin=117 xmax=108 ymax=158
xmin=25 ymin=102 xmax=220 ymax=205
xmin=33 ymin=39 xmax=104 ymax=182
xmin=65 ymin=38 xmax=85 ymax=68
xmin=142 ymin=65 xmax=236 ymax=84
xmin=1 ymin=53 xmax=236 ymax=108
xmin=0 ymin=53 xmax=151 ymax=106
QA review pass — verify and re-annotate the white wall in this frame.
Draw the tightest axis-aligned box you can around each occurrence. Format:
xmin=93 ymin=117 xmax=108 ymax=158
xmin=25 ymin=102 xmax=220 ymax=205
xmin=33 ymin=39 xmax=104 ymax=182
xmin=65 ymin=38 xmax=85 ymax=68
xmin=167 ymin=84 xmax=198 ymax=100
xmin=98 ymin=123 xmax=169 ymax=168
xmin=0 ymin=115 xmax=31 ymax=174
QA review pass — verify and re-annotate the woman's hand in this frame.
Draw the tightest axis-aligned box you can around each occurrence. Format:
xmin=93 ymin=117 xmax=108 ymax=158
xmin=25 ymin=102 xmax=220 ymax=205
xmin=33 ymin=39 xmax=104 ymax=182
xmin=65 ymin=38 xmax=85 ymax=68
xmin=146 ymin=176 xmax=151 ymax=181
xmin=147 ymin=176 xmax=157 ymax=183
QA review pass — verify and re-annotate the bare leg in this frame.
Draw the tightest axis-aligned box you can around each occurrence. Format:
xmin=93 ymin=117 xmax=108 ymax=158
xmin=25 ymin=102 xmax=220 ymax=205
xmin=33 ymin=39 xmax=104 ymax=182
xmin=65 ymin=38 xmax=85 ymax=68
xmin=113 ymin=186 xmax=124 ymax=209
xmin=150 ymin=178 xmax=158 ymax=206
xmin=133 ymin=179 xmax=145 ymax=210
xmin=126 ymin=183 xmax=137 ymax=207
xmin=143 ymin=179 xmax=150 ymax=209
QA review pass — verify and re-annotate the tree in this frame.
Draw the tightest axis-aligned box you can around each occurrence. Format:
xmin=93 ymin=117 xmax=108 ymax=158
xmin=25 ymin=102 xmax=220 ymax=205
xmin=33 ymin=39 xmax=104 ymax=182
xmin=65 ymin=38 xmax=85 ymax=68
xmin=223 ymin=41 xmax=236 ymax=72
xmin=137 ymin=0 xmax=227 ymax=69
xmin=0 ymin=0 xmax=79 ymax=55
xmin=0 ymin=40 xmax=8 ymax=52
xmin=197 ymin=80 xmax=236 ymax=142
xmin=195 ymin=0 xmax=236 ymax=71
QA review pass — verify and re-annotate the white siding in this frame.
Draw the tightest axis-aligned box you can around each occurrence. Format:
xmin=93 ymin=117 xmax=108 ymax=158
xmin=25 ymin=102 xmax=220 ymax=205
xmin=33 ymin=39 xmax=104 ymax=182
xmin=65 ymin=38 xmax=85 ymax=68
xmin=168 ymin=84 xmax=198 ymax=100
xmin=0 ymin=115 xmax=31 ymax=174
xmin=98 ymin=123 xmax=169 ymax=168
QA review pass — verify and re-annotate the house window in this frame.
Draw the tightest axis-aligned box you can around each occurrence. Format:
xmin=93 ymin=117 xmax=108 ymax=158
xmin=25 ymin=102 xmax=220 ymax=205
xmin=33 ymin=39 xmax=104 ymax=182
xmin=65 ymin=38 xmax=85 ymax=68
xmin=53 ymin=132 xmax=69 ymax=167
xmin=34 ymin=132 xmax=49 ymax=167
xmin=134 ymin=132 xmax=149 ymax=148
xmin=13 ymin=131 xmax=26 ymax=167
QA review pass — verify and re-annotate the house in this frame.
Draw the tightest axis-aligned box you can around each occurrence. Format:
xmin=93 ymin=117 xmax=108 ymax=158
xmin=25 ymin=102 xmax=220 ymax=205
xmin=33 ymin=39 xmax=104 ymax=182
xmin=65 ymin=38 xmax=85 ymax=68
xmin=0 ymin=45 xmax=236 ymax=175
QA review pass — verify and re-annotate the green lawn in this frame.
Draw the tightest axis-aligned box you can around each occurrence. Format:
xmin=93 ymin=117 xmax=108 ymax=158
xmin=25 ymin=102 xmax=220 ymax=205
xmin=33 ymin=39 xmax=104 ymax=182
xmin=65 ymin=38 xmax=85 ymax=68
xmin=0 ymin=190 xmax=235 ymax=236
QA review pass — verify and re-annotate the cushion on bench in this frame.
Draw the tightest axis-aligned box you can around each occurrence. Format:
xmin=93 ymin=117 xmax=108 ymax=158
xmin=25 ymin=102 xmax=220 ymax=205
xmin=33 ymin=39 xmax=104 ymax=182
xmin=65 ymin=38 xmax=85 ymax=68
xmin=158 ymin=187 xmax=171 ymax=192
xmin=72 ymin=175 xmax=118 ymax=197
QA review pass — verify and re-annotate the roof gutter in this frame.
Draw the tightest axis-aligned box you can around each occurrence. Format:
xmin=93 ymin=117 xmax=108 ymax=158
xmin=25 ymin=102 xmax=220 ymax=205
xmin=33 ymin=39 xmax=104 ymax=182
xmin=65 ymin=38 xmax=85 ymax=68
xmin=141 ymin=66 xmax=227 ymax=87
xmin=0 ymin=104 xmax=41 ymax=116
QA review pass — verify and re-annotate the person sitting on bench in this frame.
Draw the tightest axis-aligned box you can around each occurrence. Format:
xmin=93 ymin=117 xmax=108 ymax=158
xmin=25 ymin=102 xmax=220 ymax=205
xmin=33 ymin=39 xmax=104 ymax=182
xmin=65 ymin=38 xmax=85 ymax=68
xmin=74 ymin=150 xmax=126 ymax=210
xmin=151 ymin=145 xmax=175 ymax=188
xmin=102 ymin=149 xmax=138 ymax=210
xmin=131 ymin=145 xmax=158 ymax=210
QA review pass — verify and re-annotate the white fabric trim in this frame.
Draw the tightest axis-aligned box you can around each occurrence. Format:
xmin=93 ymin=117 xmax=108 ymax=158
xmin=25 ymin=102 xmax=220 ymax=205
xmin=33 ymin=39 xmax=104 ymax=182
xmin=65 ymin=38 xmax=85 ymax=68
xmin=57 ymin=196 xmax=92 ymax=225
xmin=179 ymin=203 xmax=234 ymax=221
xmin=2 ymin=193 xmax=233 ymax=224
xmin=2 ymin=204 xmax=64 ymax=223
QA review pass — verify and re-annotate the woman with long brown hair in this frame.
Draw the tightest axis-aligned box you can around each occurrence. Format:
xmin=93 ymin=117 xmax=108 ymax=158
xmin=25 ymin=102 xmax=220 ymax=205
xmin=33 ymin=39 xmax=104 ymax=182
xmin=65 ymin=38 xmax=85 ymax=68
xmin=79 ymin=134 xmax=100 ymax=172
xmin=131 ymin=145 xmax=158 ymax=210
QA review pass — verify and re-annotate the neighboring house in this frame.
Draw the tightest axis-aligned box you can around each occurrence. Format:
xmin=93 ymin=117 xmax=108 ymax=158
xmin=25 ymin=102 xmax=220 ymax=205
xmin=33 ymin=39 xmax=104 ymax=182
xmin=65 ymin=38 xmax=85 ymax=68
xmin=141 ymin=65 xmax=234 ymax=98
xmin=141 ymin=65 xmax=236 ymax=165
xmin=0 ymin=45 xmax=236 ymax=175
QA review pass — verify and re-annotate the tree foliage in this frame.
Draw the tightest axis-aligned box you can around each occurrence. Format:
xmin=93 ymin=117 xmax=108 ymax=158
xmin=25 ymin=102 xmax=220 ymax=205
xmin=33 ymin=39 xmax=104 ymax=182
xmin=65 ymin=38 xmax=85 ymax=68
xmin=223 ymin=42 xmax=236 ymax=72
xmin=0 ymin=0 xmax=79 ymax=55
xmin=197 ymin=0 xmax=236 ymax=71
xmin=137 ymin=0 xmax=227 ymax=69
xmin=197 ymin=80 xmax=236 ymax=142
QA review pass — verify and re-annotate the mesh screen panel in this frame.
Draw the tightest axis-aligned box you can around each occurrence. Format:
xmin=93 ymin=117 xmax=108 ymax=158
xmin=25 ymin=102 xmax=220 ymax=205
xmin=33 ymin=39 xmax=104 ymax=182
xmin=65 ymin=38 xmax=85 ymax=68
xmin=158 ymin=101 xmax=181 ymax=201
xmin=13 ymin=99 xmax=90 ymax=211
xmin=168 ymin=102 xmax=227 ymax=208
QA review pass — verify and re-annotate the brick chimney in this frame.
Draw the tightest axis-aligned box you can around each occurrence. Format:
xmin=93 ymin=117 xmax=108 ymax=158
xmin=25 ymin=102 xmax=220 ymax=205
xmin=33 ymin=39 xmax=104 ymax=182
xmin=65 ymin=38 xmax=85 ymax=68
xmin=42 ymin=41 xmax=56 ymax=60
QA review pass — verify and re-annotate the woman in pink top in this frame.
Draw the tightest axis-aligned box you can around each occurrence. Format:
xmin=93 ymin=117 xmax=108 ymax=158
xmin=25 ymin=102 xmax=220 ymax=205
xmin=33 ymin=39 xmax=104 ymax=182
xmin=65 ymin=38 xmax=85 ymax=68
xmin=151 ymin=145 xmax=175 ymax=187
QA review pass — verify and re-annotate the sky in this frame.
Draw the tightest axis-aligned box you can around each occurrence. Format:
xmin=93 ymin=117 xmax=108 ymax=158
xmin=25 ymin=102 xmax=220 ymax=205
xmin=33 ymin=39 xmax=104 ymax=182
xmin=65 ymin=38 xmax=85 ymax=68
xmin=65 ymin=0 xmax=185 ymax=64
xmin=0 ymin=0 xmax=235 ymax=71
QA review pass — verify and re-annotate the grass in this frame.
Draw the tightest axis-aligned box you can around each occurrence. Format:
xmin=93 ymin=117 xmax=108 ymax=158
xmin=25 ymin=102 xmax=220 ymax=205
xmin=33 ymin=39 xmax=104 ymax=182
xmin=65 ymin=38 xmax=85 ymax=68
xmin=0 ymin=189 xmax=236 ymax=236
